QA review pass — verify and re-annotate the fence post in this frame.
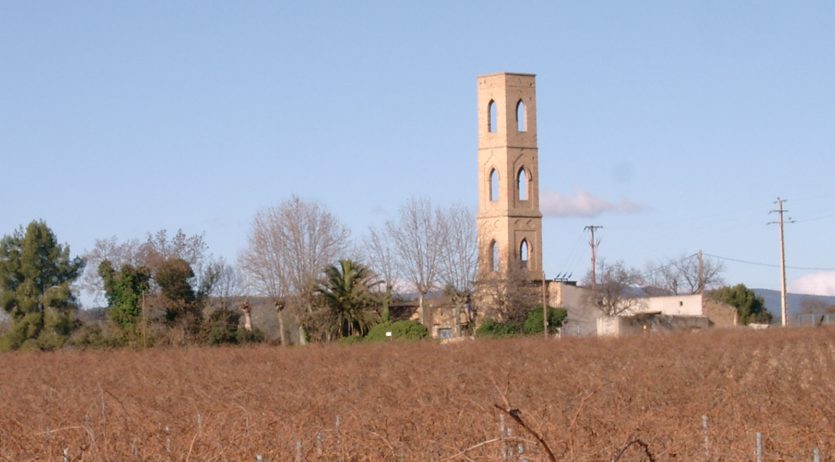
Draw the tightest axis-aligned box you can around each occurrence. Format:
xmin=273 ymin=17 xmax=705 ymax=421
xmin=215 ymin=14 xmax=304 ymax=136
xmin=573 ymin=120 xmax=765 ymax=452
xmin=296 ymin=441 xmax=303 ymax=462
xmin=506 ymin=427 xmax=514 ymax=461
xmin=335 ymin=415 xmax=342 ymax=462
xmin=813 ymin=448 xmax=820 ymax=462
xmin=499 ymin=414 xmax=507 ymax=461
xmin=315 ymin=431 xmax=323 ymax=457
xmin=755 ymin=432 xmax=763 ymax=462
xmin=165 ymin=425 xmax=172 ymax=454
xmin=702 ymin=415 xmax=710 ymax=461
xmin=63 ymin=448 xmax=70 ymax=462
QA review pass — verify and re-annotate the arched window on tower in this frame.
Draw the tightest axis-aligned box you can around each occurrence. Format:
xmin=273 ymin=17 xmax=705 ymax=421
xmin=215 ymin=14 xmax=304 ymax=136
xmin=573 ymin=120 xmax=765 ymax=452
xmin=489 ymin=169 xmax=499 ymax=202
xmin=517 ymin=167 xmax=528 ymax=201
xmin=516 ymin=99 xmax=527 ymax=132
xmin=490 ymin=241 xmax=500 ymax=272
xmin=488 ymin=100 xmax=497 ymax=133
xmin=519 ymin=240 xmax=529 ymax=270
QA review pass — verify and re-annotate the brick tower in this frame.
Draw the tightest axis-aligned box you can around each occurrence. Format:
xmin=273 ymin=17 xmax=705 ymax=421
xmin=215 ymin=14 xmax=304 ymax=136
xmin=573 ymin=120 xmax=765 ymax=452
xmin=476 ymin=73 xmax=544 ymax=281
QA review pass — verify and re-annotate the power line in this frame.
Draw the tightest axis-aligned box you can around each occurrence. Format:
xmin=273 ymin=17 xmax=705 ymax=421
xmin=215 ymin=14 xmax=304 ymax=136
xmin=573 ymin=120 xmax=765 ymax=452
xmin=643 ymin=253 xmax=700 ymax=276
xmin=703 ymin=253 xmax=835 ymax=272
xmin=558 ymin=230 xmax=587 ymax=274
xmin=794 ymin=212 xmax=835 ymax=223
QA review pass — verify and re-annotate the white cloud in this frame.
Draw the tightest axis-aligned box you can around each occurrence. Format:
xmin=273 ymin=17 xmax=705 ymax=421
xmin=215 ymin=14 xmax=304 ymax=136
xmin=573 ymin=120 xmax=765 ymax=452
xmin=789 ymin=272 xmax=835 ymax=296
xmin=540 ymin=189 xmax=646 ymax=218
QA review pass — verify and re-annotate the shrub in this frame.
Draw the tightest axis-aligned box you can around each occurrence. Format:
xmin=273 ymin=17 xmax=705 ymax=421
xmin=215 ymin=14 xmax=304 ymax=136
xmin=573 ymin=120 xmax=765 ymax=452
xmin=236 ymin=328 xmax=265 ymax=344
xmin=477 ymin=306 xmax=567 ymax=338
xmin=338 ymin=335 xmax=365 ymax=345
xmin=476 ymin=318 xmax=523 ymax=338
xmin=69 ymin=323 xmax=123 ymax=349
xmin=203 ymin=308 xmax=266 ymax=346
xmin=523 ymin=305 xmax=567 ymax=335
xmin=203 ymin=308 xmax=241 ymax=346
xmin=365 ymin=320 xmax=429 ymax=342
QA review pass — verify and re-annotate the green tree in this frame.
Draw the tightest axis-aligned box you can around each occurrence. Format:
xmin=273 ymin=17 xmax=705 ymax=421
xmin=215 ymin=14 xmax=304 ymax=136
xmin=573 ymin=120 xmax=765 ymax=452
xmin=98 ymin=260 xmax=151 ymax=330
xmin=317 ymin=259 xmax=381 ymax=338
xmin=0 ymin=220 xmax=84 ymax=350
xmin=154 ymin=257 xmax=203 ymax=330
xmin=710 ymin=284 xmax=773 ymax=325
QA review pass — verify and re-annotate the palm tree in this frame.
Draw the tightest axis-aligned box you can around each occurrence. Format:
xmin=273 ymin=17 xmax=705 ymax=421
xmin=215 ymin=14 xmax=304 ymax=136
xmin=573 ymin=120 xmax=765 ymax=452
xmin=317 ymin=259 xmax=382 ymax=338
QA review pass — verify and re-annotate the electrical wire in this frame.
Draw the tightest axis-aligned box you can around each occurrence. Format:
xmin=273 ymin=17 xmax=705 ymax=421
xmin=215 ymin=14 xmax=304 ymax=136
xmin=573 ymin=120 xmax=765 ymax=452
xmin=643 ymin=253 xmax=699 ymax=276
xmin=703 ymin=253 xmax=835 ymax=272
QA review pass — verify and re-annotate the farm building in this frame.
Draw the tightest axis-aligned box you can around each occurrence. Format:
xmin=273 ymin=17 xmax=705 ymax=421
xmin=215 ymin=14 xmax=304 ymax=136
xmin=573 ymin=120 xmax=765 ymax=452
xmin=547 ymin=282 xmax=738 ymax=337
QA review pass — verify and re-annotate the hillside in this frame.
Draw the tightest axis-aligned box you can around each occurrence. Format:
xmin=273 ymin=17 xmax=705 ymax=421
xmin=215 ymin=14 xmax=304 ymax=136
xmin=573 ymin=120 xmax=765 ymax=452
xmin=753 ymin=288 xmax=835 ymax=321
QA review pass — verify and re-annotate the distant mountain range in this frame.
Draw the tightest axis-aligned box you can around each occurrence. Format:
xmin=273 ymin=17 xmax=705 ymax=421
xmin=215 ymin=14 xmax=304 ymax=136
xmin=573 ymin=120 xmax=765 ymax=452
xmin=752 ymin=288 xmax=835 ymax=321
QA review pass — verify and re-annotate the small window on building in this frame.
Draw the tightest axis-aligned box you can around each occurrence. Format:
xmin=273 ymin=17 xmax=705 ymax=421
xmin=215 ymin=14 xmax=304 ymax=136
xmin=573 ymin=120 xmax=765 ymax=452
xmin=489 ymin=169 xmax=499 ymax=202
xmin=516 ymin=99 xmax=527 ymax=132
xmin=488 ymin=100 xmax=497 ymax=133
xmin=520 ymin=239 xmax=529 ymax=270
xmin=517 ymin=167 xmax=528 ymax=201
xmin=491 ymin=240 xmax=499 ymax=272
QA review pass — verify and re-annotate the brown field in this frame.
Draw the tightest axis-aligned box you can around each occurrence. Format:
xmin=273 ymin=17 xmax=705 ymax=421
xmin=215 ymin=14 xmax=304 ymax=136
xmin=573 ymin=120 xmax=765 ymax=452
xmin=1 ymin=328 xmax=833 ymax=461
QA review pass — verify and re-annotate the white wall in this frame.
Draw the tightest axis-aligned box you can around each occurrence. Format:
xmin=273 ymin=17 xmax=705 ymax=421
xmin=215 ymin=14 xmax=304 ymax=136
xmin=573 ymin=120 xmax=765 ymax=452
xmin=634 ymin=294 xmax=703 ymax=316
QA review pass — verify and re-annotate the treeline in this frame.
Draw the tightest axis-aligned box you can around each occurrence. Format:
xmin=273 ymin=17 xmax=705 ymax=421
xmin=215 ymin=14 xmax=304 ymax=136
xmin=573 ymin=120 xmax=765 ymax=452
xmin=0 ymin=196 xmax=781 ymax=351
xmin=0 ymin=196 xmax=494 ymax=351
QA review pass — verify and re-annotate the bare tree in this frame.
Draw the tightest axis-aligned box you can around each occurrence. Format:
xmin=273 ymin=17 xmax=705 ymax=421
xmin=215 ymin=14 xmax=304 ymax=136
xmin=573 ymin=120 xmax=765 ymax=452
xmin=645 ymin=254 xmax=725 ymax=295
xmin=138 ymin=229 xmax=209 ymax=273
xmin=475 ymin=265 xmax=539 ymax=324
xmin=206 ymin=258 xmax=244 ymax=311
xmin=238 ymin=205 xmax=290 ymax=345
xmin=386 ymin=197 xmax=444 ymax=326
xmin=81 ymin=236 xmax=142 ymax=303
xmin=799 ymin=298 xmax=835 ymax=315
xmin=587 ymin=260 xmax=645 ymax=316
xmin=437 ymin=204 xmax=478 ymax=336
xmin=365 ymin=226 xmax=399 ymax=322
xmin=239 ymin=196 xmax=349 ymax=345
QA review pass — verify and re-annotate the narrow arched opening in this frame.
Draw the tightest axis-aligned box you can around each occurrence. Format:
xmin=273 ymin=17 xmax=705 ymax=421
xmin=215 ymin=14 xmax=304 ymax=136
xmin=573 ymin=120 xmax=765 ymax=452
xmin=517 ymin=167 xmax=529 ymax=201
xmin=488 ymin=100 xmax=497 ymax=133
xmin=516 ymin=99 xmax=527 ymax=132
xmin=490 ymin=241 xmax=500 ymax=272
xmin=520 ymin=240 xmax=529 ymax=270
xmin=489 ymin=168 xmax=499 ymax=202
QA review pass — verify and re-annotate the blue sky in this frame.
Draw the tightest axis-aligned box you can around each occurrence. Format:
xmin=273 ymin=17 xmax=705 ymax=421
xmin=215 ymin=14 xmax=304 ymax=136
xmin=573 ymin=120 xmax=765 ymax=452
xmin=2 ymin=1 xmax=834 ymax=304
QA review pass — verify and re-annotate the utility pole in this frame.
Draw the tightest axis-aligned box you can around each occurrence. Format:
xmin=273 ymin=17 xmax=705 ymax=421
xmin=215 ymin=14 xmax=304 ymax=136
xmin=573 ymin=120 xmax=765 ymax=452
xmin=541 ymin=275 xmax=548 ymax=339
xmin=141 ymin=291 xmax=147 ymax=349
xmin=584 ymin=225 xmax=603 ymax=291
xmin=768 ymin=197 xmax=794 ymax=327
xmin=697 ymin=250 xmax=705 ymax=294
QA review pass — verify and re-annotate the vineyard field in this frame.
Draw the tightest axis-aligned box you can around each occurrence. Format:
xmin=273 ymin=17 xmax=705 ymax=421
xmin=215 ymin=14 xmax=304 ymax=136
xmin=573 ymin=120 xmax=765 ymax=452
xmin=1 ymin=327 xmax=833 ymax=461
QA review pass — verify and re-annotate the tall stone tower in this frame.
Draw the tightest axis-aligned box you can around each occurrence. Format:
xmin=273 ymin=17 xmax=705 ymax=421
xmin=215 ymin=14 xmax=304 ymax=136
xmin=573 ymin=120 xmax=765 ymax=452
xmin=476 ymin=73 xmax=544 ymax=281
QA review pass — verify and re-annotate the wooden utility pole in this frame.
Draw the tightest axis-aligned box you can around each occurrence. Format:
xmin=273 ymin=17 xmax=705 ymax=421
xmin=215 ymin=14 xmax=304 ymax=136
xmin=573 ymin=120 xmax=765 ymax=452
xmin=697 ymin=250 xmax=705 ymax=293
xmin=141 ymin=291 xmax=147 ymax=349
xmin=541 ymin=275 xmax=548 ymax=339
xmin=584 ymin=225 xmax=603 ymax=291
xmin=768 ymin=197 xmax=793 ymax=327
